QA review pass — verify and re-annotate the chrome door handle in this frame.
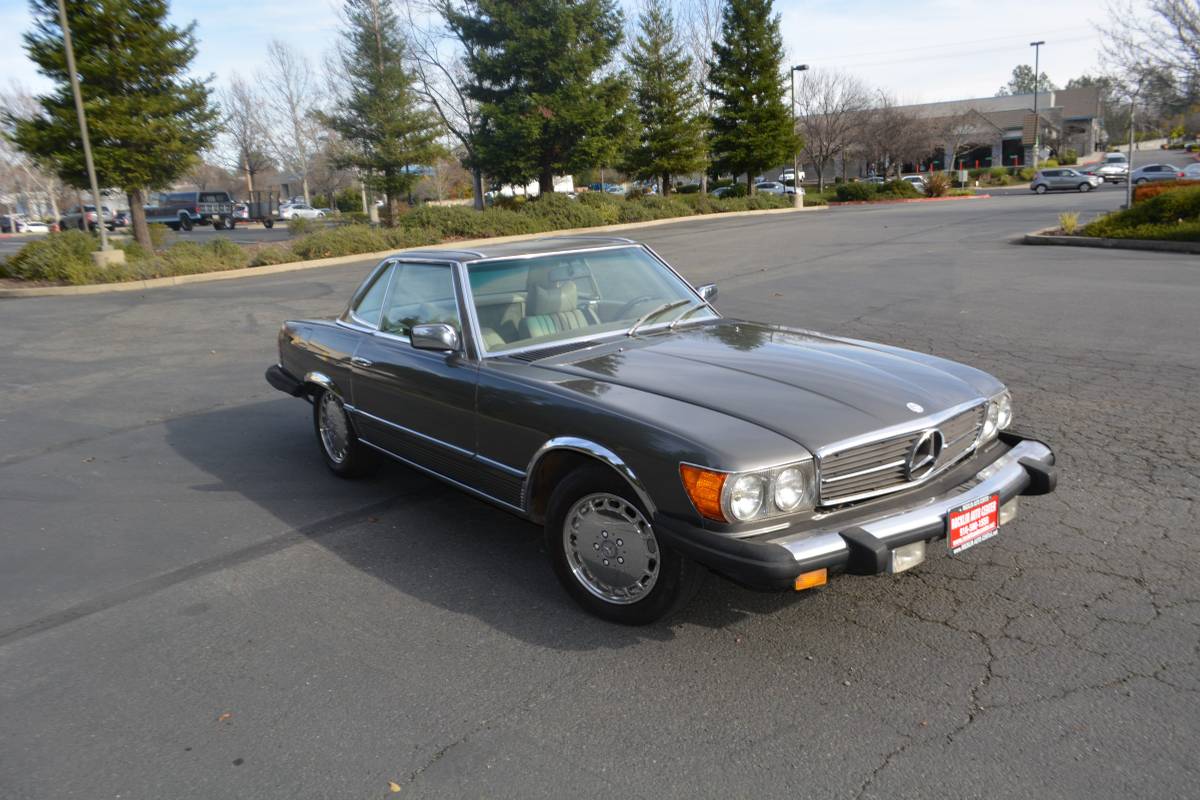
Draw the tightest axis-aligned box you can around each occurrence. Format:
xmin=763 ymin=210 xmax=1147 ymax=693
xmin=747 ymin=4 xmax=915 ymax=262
xmin=350 ymin=356 xmax=374 ymax=367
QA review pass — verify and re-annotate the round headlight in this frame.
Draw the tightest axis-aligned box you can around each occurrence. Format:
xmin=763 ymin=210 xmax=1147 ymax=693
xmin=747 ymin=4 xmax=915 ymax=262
xmin=996 ymin=392 xmax=1013 ymax=430
xmin=727 ymin=475 xmax=765 ymax=521
xmin=981 ymin=401 xmax=1000 ymax=442
xmin=773 ymin=467 xmax=807 ymax=512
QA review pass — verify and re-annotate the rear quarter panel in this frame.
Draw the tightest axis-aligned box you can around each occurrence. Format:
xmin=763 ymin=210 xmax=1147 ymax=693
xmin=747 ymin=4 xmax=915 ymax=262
xmin=278 ymin=320 xmax=363 ymax=402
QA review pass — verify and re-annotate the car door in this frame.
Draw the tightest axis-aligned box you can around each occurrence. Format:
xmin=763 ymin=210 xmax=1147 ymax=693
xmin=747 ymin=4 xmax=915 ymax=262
xmin=349 ymin=260 xmax=479 ymax=479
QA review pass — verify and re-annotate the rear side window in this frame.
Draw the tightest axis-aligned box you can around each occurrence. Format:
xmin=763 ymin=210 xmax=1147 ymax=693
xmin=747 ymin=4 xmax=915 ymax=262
xmin=167 ymin=193 xmax=191 ymax=203
xmin=352 ymin=262 xmax=396 ymax=328
xmin=199 ymin=192 xmax=230 ymax=203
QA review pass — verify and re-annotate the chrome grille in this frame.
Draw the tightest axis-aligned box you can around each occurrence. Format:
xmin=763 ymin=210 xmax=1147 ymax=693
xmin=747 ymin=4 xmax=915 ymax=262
xmin=818 ymin=403 xmax=986 ymax=505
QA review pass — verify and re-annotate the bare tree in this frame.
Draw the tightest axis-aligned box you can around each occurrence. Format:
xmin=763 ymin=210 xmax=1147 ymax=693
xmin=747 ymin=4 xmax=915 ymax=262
xmin=263 ymin=40 xmax=325 ymax=204
xmin=220 ymin=77 xmax=275 ymax=193
xmin=0 ymin=86 xmax=62 ymax=222
xmin=795 ymin=70 xmax=869 ymax=190
xmin=938 ymin=110 xmax=985 ymax=173
xmin=857 ymin=92 xmax=932 ymax=178
xmin=1103 ymin=1 xmax=1200 ymax=91
xmin=399 ymin=0 xmax=485 ymax=208
xmin=684 ymin=0 xmax=721 ymax=193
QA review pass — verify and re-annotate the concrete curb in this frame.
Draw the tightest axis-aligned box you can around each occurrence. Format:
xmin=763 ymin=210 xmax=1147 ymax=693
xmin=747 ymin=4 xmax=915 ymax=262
xmin=1021 ymin=228 xmax=1200 ymax=254
xmin=827 ymin=194 xmax=991 ymax=207
xmin=0 ymin=205 xmax=826 ymax=299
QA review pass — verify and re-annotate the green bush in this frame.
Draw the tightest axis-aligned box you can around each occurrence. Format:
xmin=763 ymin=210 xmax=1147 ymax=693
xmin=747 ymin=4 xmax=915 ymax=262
xmin=1018 ymin=167 xmax=1036 ymax=182
xmin=147 ymin=223 xmax=171 ymax=248
xmin=521 ymin=192 xmax=607 ymax=229
xmin=1 ymin=230 xmax=96 ymax=282
xmin=1042 ymin=158 xmax=1059 ymax=168
xmin=719 ymin=183 xmax=748 ymax=198
xmin=675 ymin=183 xmax=700 ymax=194
xmin=834 ymin=182 xmax=875 ymax=201
xmin=381 ymin=226 xmax=442 ymax=249
xmin=341 ymin=211 xmax=370 ymax=225
xmin=577 ymin=191 xmax=622 ymax=224
xmin=1083 ymin=184 xmax=1200 ymax=240
xmin=801 ymin=194 xmax=828 ymax=206
xmin=290 ymin=225 xmax=390 ymax=260
xmin=1060 ymin=149 xmax=1078 ymax=165
xmin=876 ymin=180 xmax=921 ymax=199
xmin=288 ymin=217 xmax=319 ymax=236
xmin=400 ymin=205 xmax=546 ymax=239
xmin=249 ymin=245 xmax=295 ymax=267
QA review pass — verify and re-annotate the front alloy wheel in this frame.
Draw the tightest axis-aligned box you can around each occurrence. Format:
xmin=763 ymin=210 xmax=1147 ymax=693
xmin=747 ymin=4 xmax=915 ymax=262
xmin=1079 ymin=182 xmax=1092 ymax=192
xmin=545 ymin=465 xmax=701 ymax=624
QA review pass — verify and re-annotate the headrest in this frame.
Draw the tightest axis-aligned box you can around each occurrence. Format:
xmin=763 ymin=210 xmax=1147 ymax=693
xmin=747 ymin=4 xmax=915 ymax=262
xmin=529 ymin=280 xmax=578 ymax=315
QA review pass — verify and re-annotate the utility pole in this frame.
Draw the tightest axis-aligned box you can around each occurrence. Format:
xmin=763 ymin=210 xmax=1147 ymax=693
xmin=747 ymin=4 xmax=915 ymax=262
xmin=1030 ymin=40 xmax=1045 ymax=171
xmin=1125 ymin=77 xmax=1143 ymax=210
xmin=791 ymin=64 xmax=809 ymax=209
xmin=56 ymin=0 xmax=122 ymax=265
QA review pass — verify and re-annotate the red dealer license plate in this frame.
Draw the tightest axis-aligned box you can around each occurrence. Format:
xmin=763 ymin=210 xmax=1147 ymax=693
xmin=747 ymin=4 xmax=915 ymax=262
xmin=947 ymin=494 xmax=1000 ymax=554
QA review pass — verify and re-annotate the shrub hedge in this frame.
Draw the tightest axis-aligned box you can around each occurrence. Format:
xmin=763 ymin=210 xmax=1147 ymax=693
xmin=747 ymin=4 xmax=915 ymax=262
xmin=834 ymin=182 xmax=875 ymax=202
xmin=1132 ymin=180 xmax=1194 ymax=204
xmin=1 ymin=190 xmax=799 ymax=286
xmin=1083 ymin=184 xmax=1200 ymax=241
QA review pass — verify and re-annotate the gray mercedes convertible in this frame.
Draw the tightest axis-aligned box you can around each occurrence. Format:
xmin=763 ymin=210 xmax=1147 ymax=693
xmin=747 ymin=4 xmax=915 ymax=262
xmin=266 ymin=236 xmax=1057 ymax=624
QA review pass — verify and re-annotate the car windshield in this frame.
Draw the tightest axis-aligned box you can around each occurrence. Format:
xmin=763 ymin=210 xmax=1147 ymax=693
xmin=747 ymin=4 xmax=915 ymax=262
xmin=466 ymin=245 xmax=715 ymax=355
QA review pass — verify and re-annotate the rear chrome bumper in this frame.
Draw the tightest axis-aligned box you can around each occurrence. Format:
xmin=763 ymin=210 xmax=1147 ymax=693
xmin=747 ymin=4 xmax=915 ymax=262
xmin=653 ymin=433 xmax=1056 ymax=590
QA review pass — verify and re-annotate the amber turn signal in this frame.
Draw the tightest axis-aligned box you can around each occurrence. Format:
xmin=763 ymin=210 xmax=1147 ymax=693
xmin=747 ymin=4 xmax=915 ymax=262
xmin=679 ymin=465 xmax=728 ymax=522
xmin=794 ymin=568 xmax=827 ymax=591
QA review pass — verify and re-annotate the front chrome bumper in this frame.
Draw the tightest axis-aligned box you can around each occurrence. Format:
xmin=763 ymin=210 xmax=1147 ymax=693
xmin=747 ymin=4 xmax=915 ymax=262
xmin=767 ymin=437 xmax=1055 ymax=574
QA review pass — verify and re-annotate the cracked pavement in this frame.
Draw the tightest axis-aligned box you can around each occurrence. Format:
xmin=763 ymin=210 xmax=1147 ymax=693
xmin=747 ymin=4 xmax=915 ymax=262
xmin=1 ymin=191 xmax=1196 ymax=798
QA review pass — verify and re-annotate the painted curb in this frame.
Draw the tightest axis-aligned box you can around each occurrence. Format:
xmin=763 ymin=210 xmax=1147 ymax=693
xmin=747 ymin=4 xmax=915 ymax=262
xmin=827 ymin=194 xmax=991 ymax=207
xmin=1021 ymin=229 xmax=1200 ymax=254
xmin=0 ymin=205 xmax=826 ymax=299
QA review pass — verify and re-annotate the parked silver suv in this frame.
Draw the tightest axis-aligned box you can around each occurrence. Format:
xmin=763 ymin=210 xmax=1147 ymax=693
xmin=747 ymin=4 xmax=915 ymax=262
xmin=1030 ymin=169 xmax=1103 ymax=194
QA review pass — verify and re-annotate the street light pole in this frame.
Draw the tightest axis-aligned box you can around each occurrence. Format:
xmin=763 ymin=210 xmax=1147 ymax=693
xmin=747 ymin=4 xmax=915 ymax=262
xmin=56 ymin=0 xmax=112 ymax=255
xmin=791 ymin=64 xmax=808 ymax=209
xmin=1125 ymin=77 xmax=1143 ymax=210
xmin=1030 ymin=40 xmax=1045 ymax=171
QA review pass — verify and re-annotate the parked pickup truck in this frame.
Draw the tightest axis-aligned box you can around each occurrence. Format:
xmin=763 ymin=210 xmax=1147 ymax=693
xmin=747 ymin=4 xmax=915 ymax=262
xmin=144 ymin=191 xmax=237 ymax=231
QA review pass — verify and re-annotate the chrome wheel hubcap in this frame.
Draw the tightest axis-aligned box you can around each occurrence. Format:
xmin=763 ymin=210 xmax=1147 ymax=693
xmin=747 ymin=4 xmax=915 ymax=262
xmin=563 ymin=493 xmax=659 ymax=604
xmin=318 ymin=392 xmax=350 ymax=464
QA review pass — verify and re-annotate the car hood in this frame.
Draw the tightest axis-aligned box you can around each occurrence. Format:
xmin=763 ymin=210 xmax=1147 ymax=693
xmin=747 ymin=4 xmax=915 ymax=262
xmin=542 ymin=320 xmax=1000 ymax=452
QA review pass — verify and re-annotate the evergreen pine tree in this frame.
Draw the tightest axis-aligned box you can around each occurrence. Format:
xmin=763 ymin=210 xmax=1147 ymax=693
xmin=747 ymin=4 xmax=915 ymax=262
xmin=447 ymin=0 xmax=628 ymax=194
xmin=623 ymin=0 xmax=705 ymax=194
xmin=706 ymin=0 xmax=796 ymax=194
xmin=321 ymin=0 xmax=445 ymax=226
xmin=8 ymin=0 xmax=220 ymax=248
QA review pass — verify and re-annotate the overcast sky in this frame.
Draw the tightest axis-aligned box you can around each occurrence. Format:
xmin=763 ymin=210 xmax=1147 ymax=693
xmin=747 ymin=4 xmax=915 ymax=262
xmin=0 ymin=0 xmax=1109 ymax=104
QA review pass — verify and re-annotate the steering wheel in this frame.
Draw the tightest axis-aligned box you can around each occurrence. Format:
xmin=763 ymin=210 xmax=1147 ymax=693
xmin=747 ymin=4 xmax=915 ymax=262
xmin=615 ymin=295 xmax=655 ymax=319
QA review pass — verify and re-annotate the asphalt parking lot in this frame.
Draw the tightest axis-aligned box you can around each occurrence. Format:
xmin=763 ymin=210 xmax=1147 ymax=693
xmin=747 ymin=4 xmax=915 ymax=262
xmin=2 ymin=191 xmax=1197 ymax=798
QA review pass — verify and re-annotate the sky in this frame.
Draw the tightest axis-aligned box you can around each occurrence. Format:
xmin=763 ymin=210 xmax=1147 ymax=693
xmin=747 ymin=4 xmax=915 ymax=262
xmin=0 ymin=0 xmax=1110 ymax=105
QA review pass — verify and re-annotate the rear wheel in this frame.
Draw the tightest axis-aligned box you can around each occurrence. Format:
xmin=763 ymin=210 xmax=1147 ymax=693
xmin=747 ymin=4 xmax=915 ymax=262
xmin=1034 ymin=184 xmax=1048 ymax=194
xmin=263 ymin=219 xmax=274 ymax=229
xmin=178 ymin=215 xmax=193 ymax=231
xmin=312 ymin=388 xmax=377 ymax=478
xmin=545 ymin=464 xmax=702 ymax=624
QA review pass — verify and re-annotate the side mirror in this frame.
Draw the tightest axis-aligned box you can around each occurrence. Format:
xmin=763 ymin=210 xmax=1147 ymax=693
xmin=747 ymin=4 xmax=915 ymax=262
xmin=697 ymin=283 xmax=718 ymax=302
xmin=411 ymin=323 xmax=461 ymax=352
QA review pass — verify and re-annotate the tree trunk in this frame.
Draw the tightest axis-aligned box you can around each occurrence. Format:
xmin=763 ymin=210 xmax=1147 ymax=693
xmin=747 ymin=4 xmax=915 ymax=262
xmin=301 ymin=176 xmax=311 ymax=205
xmin=128 ymin=188 xmax=152 ymax=249
xmin=746 ymin=173 xmax=754 ymax=195
xmin=472 ymin=167 xmax=484 ymax=211
xmin=700 ymin=173 xmax=708 ymax=195
xmin=540 ymin=164 xmax=555 ymax=196
xmin=661 ymin=172 xmax=670 ymax=196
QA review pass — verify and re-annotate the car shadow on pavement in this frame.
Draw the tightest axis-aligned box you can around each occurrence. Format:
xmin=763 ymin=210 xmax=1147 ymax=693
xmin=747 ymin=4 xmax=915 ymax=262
xmin=164 ymin=399 xmax=805 ymax=650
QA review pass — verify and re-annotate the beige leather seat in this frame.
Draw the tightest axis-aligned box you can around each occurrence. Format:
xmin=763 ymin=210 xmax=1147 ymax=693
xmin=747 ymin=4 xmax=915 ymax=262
xmin=518 ymin=278 xmax=593 ymax=340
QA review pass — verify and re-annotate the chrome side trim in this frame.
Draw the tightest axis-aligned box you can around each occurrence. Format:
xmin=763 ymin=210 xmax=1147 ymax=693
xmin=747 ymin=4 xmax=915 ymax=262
xmin=477 ymin=453 xmax=526 ymax=477
xmin=303 ymin=371 xmax=339 ymax=395
xmin=522 ymin=436 xmax=657 ymax=516
xmin=460 ymin=242 xmax=641 ymax=266
xmin=345 ymin=404 xmax=473 ymax=457
xmin=770 ymin=439 xmax=1053 ymax=562
xmin=358 ymin=439 xmax=526 ymax=516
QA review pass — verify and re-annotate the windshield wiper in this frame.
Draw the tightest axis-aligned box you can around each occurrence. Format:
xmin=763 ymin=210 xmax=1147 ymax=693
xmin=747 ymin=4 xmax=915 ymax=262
xmin=669 ymin=302 xmax=708 ymax=330
xmin=626 ymin=299 xmax=690 ymax=337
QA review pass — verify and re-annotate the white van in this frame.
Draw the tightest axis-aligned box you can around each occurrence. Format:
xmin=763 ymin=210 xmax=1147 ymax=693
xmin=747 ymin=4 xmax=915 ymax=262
xmin=1103 ymin=152 xmax=1129 ymax=164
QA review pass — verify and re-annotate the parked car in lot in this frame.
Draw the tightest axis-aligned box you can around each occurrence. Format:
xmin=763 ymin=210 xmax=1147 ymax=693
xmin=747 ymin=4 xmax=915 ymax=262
xmin=1087 ymin=162 xmax=1129 ymax=183
xmin=862 ymin=176 xmax=886 ymax=185
xmin=22 ymin=219 xmax=49 ymax=233
xmin=1180 ymin=163 xmax=1200 ymax=181
xmin=112 ymin=210 xmax=130 ymax=228
xmin=265 ymin=236 xmax=1057 ymax=623
xmin=279 ymin=202 xmax=326 ymax=220
xmin=754 ymin=180 xmax=789 ymax=195
xmin=0 ymin=214 xmax=32 ymax=233
xmin=1030 ymin=168 xmax=1104 ymax=194
xmin=1102 ymin=151 xmax=1128 ymax=165
xmin=901 ymin=175 xmax=927 ymax=191
xmin=779 ymin=167 xmax=805 ymax=184
xmin=59 ymin=205 xmax=115 ymax=231
xmin=1129 ymin=164 xmax=1187 ymax=185
xmin=144 ymin=191 xmax=236 ymax=230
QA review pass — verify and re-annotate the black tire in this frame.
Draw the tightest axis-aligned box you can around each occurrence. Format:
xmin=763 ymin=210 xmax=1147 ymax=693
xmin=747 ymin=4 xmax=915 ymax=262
xmin=311 ymin=388 xmax=378 ymax=478
xmin=167 ymin=222 xmax=180 ymax=231
xmin=1034 ymin=184 xmax=1047 ymax=194
xmin=1078 ymin=183 xmax=1091 ymax=192
xmin=544 ymin=464 xmax=702 ymax=625
xmin=263 ymin=219 xmax=274 ymax=229
xmin=1135 ymin=178 xmax=1147 ymax=185
xmin=178 ymin=215 xmax=193 ymax=232
xmin=226 ymin=218 xmax=236 ymax=230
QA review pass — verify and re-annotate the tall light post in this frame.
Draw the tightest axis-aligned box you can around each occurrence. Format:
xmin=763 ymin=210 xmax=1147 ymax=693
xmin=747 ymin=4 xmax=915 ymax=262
xmin=791 ymin=64 xmax=809 ymax=209
xmin=1030 ymin=40 xmax=1045 ymax=171
xmin=1125 ymin=75 xmax=1145 ymax=210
